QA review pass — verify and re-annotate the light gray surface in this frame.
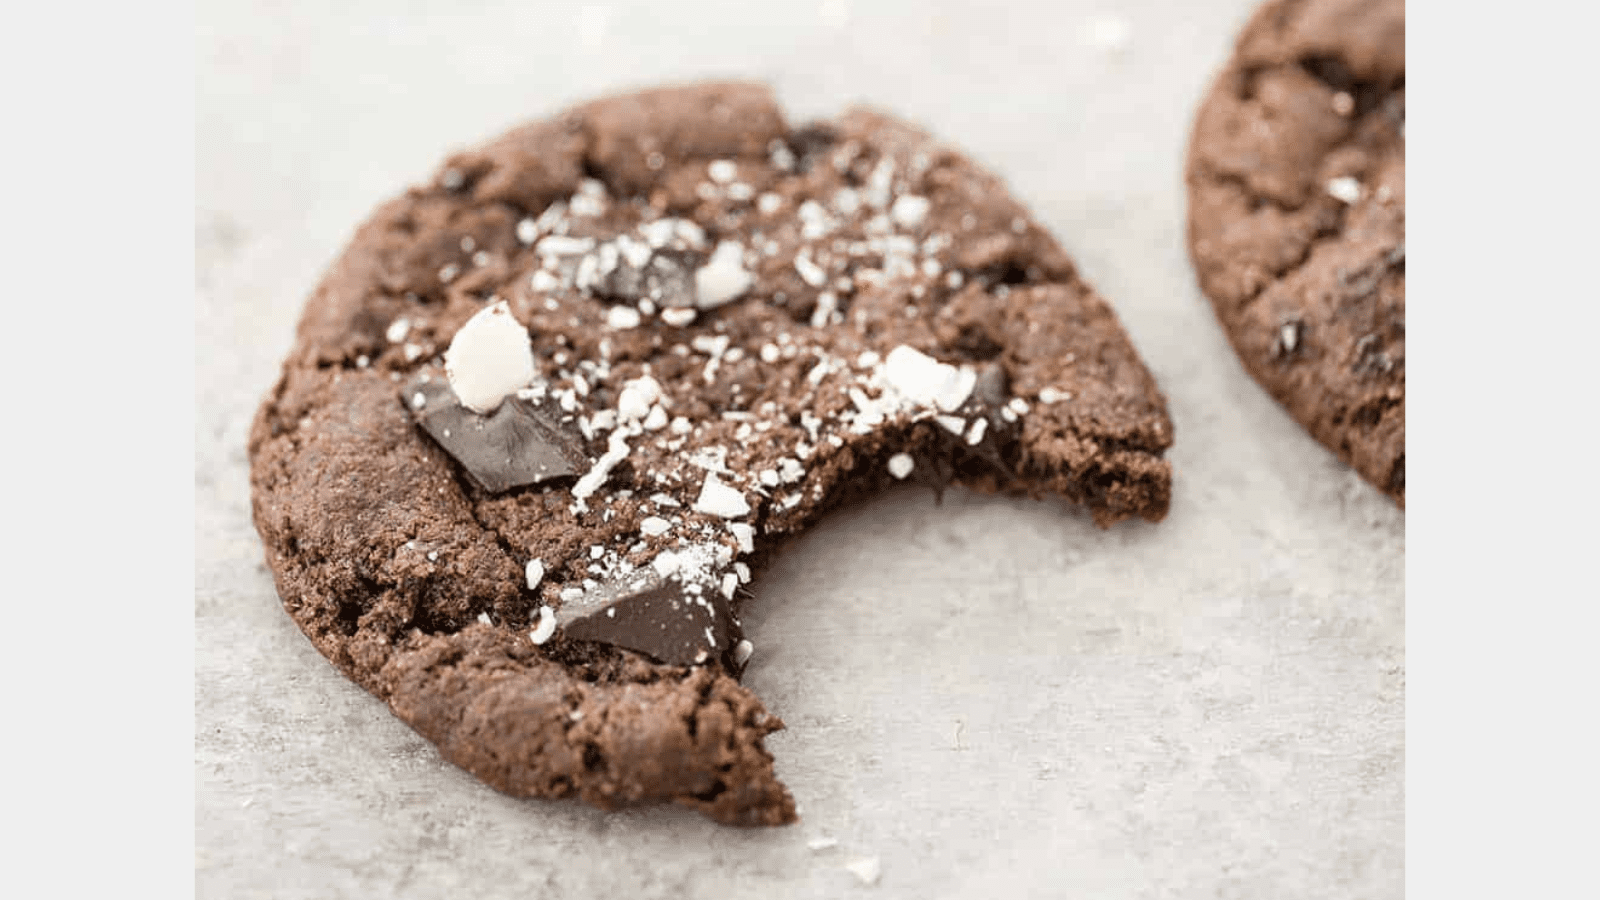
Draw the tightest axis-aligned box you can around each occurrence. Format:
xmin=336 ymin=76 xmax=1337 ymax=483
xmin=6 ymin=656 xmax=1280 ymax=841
xmin=194 ymin=1 xmax=1404 ymax=896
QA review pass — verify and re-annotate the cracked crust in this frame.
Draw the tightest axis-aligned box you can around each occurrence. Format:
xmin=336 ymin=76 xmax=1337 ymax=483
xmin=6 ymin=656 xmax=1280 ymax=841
xmin=1185 ymin=0 xmax=1405 ymax=505
xmin=249 ymin=82 xmax=1173 ymax=825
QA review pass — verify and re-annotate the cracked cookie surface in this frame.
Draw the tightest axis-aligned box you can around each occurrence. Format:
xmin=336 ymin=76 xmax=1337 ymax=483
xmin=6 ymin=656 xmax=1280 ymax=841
xmin=1186 ymin=0 xmax=1405 ymax=505
xmin=249 ymin=82 xmax=1173 ymax=826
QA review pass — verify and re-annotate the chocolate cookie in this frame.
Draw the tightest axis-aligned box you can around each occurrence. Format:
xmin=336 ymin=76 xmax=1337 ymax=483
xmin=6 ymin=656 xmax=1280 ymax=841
xmin=1185 ymin=0 xmax=1404 ymax=505
xmin=249 ymin=82 xmax=1173 ymax=826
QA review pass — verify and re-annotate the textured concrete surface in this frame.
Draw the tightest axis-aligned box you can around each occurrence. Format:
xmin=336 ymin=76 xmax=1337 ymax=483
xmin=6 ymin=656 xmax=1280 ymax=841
xmin=194 ymin=1 xmax=1404 ymax=897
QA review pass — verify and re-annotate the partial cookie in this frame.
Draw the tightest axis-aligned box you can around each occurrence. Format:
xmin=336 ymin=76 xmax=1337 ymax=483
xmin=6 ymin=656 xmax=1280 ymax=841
xmin=249 ymin=82 xmax=1173 ymax=826
xmin=1186 ymin=0 xmax=1404 ymax=505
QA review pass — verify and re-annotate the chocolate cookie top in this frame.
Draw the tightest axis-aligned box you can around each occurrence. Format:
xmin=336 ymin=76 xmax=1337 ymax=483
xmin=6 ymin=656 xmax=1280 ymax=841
xmin=249 ymin=82 xmax=1173 ymax=826
xmin=1186 ymin=0 xmax=1404 ymax=505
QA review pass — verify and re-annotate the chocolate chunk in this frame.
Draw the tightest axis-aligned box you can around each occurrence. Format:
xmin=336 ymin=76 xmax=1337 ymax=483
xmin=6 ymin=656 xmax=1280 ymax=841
xmin=402 ymin=374 xmax=587 ymax=493
xmin=596 ymin=248 xmax=701 ymax=308
xmin=948 ymin=362 xmax=1017 ymax=473
xmin=555 ymin=562 xmax=741 ymax=666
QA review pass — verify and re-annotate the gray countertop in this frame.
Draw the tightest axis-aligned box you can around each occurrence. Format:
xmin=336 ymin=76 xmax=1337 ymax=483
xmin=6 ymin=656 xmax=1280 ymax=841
xmin=194 ymin=1 xmax=1404 ymax=896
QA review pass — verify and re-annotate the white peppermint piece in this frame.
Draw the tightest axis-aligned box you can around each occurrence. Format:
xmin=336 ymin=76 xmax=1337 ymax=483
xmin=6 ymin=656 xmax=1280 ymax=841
xmin=728 ymin=522 xmax=755 ymax=554
xmin=661 ymin=306 xmax=697 ymax=327
xmin=695 ymin=241 xmax=753 ymax=309
xmin=881 ymin=344 xmax=976 ymax=412
xmin=385 ymin=317 xmax=411 ymax=343
xmin=606 ymin=305 xmax=642 ymax=329
xmin=640 ymin=516 xmax=671 ymax=537
xmin=1326 ymin=176 xmax=1362 ymax=204
xmin=890 ymin=194 xmax=930 ymax=229
xmin=525 ymin=558 xmax=545 ymax=590
xmin=795 ymin=251 xmax=828 ymax=287
xmin=642 ymin=404 xmax=670 ymax=431
xmin=887 ymin=453 xmax=915 ymax=480
xmin=444 ymin=300 xmax=535 ymax=414
xmin=733 ymin=639 xmax=754 ymax=666
xmin=694 ymin=473 xmax=751 ymax=518
xmin=529 ymin=607 xmax=557 ymax=645
xmin=1038 ymin=386 xmax=1071 ymax=404
xmin=617 ymin=375 xmax=662 ymax=422
xmin=778 ymin=458 xmax=805 ymax=483
xmin=707 ymin=159 xmax=737 ymax=184
xmin=966 ymin=417 xmax=988 ymax=445
xmin=572 ymin=430 xmax=631 ymax=501
xmin=721 ymin=573 xmax=738 ymax=599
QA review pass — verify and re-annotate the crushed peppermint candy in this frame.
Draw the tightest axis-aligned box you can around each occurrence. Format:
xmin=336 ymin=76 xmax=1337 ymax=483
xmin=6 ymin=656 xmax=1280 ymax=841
xmin=1326 ymin=176 xmax=1362 ymax=204
xmin=529 ymin=607 xmax=557 ymax=645
xmin=694 ymin=473 xmax=751 ymax=518
xmin=660 ymin=306 xmax=697 ymax=327
xmin=443 ymin=300 xmax=536 ymax=414
xmin=606 ymin=306 xmax=642 ymax=329
xmin=887 ymin=453 xmax=915 ymax=479
xmin=733 ymin=639 xmax=755 ymax=666
xmin=880 ymin=345 xmax=976 ymax=412
xmin=640 ymin=516 xmax=671 ymax=537
xmin=525 ymin=558 xmax=546 ymax=590
xmin=572 ymin=430 xmax=631 ymax=503
xmin=695 ymin=241 xmax=754 ymax=309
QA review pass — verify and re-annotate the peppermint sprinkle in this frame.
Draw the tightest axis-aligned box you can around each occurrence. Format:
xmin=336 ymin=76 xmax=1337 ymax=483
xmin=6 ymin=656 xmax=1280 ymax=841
xmin=1037 ymin=386 xmax=1071 ymax=404
xmin=386 ymin=317 xmax=411 ymax=343
xmin=707 ymin=159 xmax=737 ymax=184
xmin=641 ymin=516 xmax=671 ymax=537
xmin=733 ymin=639 xmax=755 ymax=666
xmin=525 ymin=558 xmax=545 ymax=590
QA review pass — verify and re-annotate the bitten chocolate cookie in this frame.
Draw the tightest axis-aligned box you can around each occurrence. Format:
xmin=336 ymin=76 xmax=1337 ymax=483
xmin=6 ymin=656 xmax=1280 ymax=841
xmin=249 ymin=82 xmax=1173 ymax=826
xmin=1185 ymin=0 xmax=1404 ymax=505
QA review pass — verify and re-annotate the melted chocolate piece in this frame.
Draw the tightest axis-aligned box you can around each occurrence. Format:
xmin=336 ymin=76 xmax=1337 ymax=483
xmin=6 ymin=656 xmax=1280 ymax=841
xmin=597 ymin=248 xmax=700 ymax=308
xmin=556 ymin=564 xmax=741 ymax=667
xmin=402 ymin=374 xmax=587 ymax=493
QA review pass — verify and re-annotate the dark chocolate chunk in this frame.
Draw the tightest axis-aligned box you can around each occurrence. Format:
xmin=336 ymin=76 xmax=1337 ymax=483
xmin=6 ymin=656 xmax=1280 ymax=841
xmin=949 ymin=363 xmax=1018 ymax=474
xmin=597 ymin=247 xmax=701 ymax=308
xmin=555 ymin=560 xmax=741 ymax=666
xmin=402 ymin=374 xmax=587 ymax=493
